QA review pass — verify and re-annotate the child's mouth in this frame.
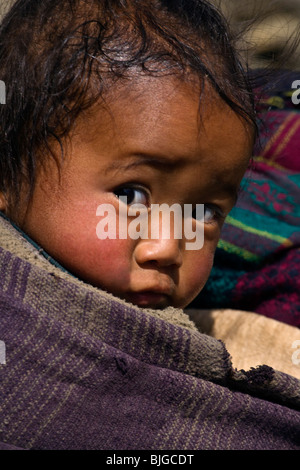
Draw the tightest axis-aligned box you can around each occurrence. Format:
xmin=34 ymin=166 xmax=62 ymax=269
xmin=124 ymin=291 xmax=172 ymax=309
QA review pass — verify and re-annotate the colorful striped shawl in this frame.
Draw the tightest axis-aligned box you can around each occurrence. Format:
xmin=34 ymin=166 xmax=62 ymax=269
xmin=0 ymin=215 xmax=300 ymax=450
xmin=190 ymin=74 xmax=300 ymax=327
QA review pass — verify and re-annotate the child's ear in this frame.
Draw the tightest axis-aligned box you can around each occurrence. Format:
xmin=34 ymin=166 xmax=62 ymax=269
xmin=0 ymin=193 xmax=7 ymax=212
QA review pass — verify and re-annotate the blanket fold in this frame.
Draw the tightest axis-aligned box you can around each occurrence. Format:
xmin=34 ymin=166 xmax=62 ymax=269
xmin=0 ymin=215 xmax=300 ymax=450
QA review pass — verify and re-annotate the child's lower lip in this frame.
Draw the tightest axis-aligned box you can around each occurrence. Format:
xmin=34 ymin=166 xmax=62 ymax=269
xmin=126 ymin=292 xmax=171 ymax=308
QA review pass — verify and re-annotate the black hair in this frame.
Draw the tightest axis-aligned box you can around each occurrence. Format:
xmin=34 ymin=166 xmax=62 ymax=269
xmin=0 ymin=0 xmax=257 ymax=208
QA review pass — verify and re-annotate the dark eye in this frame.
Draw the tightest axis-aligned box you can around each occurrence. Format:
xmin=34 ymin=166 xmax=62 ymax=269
xmin=114 ymin=186 xmax=149 ymax=206
xmin=203 ymin=205 xmax=216 ymax=223
xmin=192 ymin=204 xmax=224 ymax=224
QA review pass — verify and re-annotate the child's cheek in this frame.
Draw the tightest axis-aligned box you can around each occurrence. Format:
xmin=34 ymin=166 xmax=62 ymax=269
xmin=180 ymin=247 xmax=215 ymax=307
xmin=74 ymin=236 xmax=132 ymax=291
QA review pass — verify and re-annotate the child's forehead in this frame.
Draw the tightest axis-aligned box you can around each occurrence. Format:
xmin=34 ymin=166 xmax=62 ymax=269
xmin=74 ymin=74 xmax=253 ymax=170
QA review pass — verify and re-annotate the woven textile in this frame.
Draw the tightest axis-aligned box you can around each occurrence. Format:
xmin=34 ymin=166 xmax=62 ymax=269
xmin=191 ymin=73 xmax=300 ymax=327
xmin=0 ymin=215 xmax=300 ymax=450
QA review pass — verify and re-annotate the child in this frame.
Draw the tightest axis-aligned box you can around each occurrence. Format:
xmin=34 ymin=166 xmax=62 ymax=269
xmin=0 ymin=0 xmax=299 ymax=451
xmin=0 ymin=0 xmax=256 ymax=311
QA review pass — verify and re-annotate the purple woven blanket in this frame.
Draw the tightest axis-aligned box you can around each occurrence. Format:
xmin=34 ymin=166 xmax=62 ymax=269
xmin=0 ymin=216 xmax=300 ymax=450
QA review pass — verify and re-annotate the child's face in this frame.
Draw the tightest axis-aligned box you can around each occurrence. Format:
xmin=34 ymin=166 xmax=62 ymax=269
xmin=12 ymin=76 xmax=253 ymax=309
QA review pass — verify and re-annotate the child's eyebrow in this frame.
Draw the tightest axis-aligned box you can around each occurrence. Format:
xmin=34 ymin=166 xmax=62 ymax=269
xmin=104 ymin=154 xmax=186 ymax=175
xmin=104 ymin=154 xmax=242 ymax=205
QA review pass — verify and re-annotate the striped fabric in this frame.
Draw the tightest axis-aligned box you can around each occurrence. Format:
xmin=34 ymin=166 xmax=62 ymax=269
xmin=191 ymin=74 xmax=300 ymax=327
xmin=0 ymin=215 xmax=300 ymax=450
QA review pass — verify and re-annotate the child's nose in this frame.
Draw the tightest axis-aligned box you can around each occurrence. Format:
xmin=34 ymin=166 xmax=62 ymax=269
xmin=134 ymin=237 xmax=183 ymax=268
